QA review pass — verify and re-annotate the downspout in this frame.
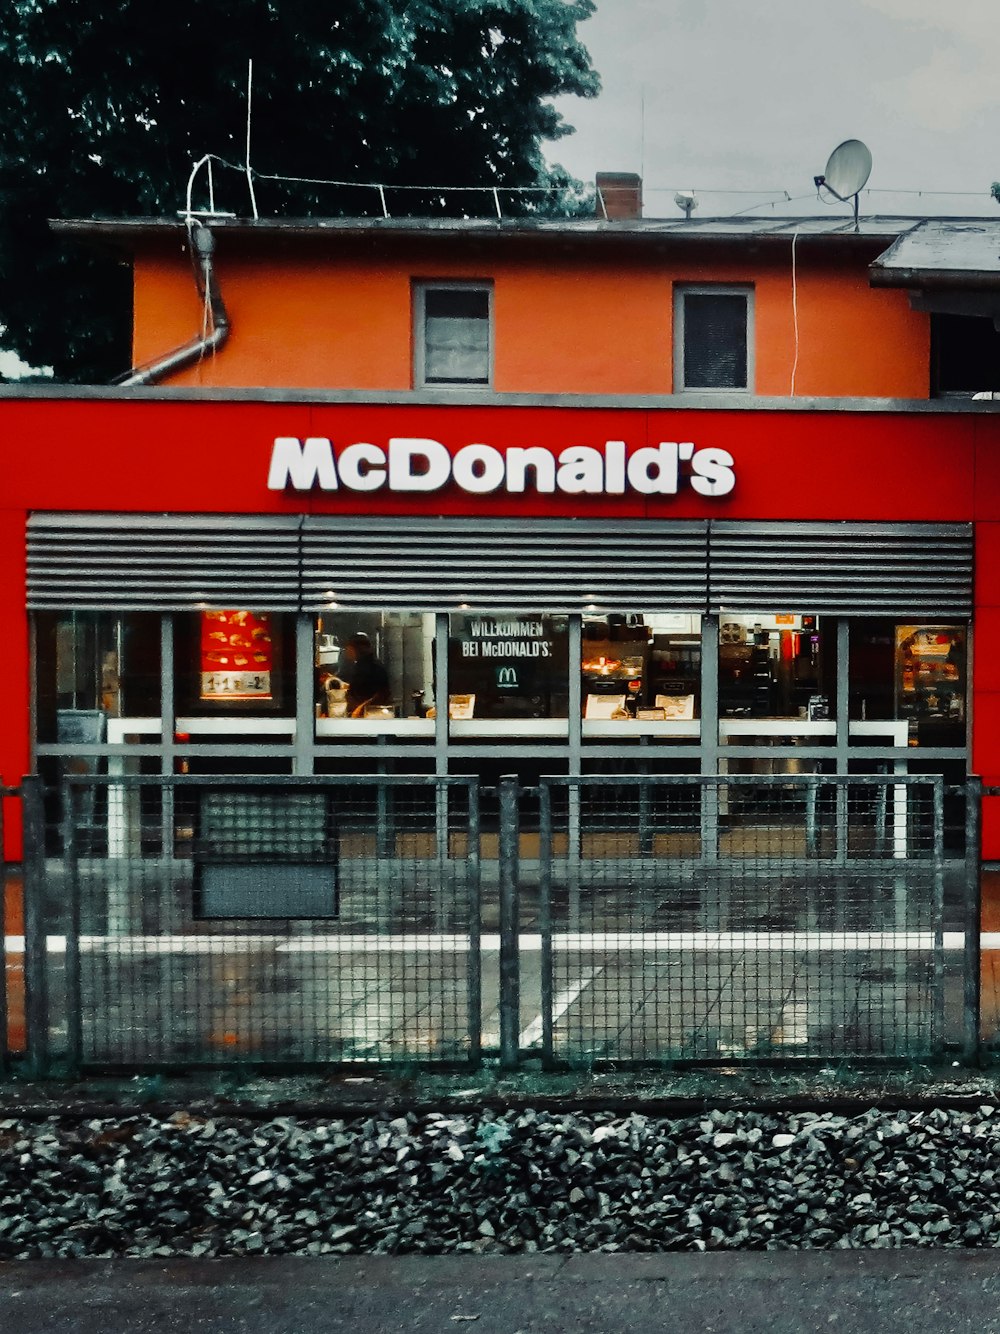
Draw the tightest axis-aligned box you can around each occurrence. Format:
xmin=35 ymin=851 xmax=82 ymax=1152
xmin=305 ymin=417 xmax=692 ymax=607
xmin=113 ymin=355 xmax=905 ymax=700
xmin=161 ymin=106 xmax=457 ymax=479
xmin=117 ymin=222 xmax=229 ymax=386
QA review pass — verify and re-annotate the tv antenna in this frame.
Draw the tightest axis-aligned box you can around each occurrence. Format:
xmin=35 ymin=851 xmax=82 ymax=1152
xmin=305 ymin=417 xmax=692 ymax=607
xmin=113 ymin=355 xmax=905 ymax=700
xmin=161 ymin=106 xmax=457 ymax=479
xmin=813 ymin=139 xmax=872 ymax=230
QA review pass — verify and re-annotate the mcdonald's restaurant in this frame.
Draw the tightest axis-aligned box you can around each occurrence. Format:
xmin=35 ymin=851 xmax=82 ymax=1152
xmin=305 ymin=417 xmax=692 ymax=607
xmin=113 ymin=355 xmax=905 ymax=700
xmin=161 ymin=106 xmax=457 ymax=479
xmin=1 ymin=391 xmax=993 ymax=865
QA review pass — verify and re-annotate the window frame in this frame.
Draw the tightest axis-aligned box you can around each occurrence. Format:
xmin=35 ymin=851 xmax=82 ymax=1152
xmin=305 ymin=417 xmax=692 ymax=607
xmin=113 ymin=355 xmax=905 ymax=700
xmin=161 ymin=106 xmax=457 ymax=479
xmin=930 ymin=311 xmax=1000 ymax=399
xmin=33 ymin=610 xmax=970 ymax=778
xmin=673 ymin=283 xmax=754 ymax=394
xmin=413 ymin=279 xmax=494 ymax=390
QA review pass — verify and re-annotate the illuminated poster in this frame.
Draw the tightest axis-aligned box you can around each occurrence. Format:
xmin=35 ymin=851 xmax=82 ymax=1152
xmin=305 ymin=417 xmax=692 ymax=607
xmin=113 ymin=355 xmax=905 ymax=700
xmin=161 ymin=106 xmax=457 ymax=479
xmin=200 ymin=610 xmax=274 ymax=700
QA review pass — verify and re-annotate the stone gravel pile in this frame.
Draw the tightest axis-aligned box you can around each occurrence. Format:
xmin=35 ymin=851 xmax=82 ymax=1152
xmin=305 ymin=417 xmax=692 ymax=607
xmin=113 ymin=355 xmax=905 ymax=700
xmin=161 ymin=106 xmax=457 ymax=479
xmin=0 ymin=1105 xmax=999 ymax=1256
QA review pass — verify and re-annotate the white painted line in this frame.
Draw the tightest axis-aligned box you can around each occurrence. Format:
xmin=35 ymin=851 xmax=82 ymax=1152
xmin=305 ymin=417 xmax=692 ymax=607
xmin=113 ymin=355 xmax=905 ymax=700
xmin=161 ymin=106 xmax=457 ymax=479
xmin=0 ymin=929 xmax=988 ymax=956
xmin=546 ymin=931 xmax=968 ymax=953
xmin=519 ymin=967 xmax=602 ymax=1048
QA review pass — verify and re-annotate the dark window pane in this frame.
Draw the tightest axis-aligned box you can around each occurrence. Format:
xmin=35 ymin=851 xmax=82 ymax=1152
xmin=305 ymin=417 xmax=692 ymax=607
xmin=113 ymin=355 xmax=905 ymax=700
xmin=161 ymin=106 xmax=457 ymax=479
xmin=423 ymin=287 xmax=490 ymax=384
xmin=849 ymin=619 xmax=967 ymax=748
xmin=682 ymin=293 xmax=748 ymax=389
xmin=449 ymin=613 xmax=568 ymax=719
xmin=934 ymin=314 xmax=1000 ymax=394
xmin=34 ymin=611 xmax=160 ymax=745
xmin=425 ymin=289 xmax=489 ymax=321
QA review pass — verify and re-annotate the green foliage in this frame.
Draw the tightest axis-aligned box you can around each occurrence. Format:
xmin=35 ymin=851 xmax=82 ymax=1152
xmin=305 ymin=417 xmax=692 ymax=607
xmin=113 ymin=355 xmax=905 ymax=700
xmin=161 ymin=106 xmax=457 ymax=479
xmin=0 ymin=0 xmax=598 ymax=381
xmin=992 ymin=182 xmax=1000 ymax=206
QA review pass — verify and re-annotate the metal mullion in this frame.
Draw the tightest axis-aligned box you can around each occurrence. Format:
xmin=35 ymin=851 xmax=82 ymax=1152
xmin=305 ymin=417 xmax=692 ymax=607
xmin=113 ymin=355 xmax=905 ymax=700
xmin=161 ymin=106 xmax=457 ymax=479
xmin=835 ymin=619 xmax=850 ymax=865
xmin=568 ymin=615 xmax=582 ymax=775
xmin=567 ymin=615 xmax=581 ymax=919
xmin=160 ymin=614 xmax=175 ymax=856
xmin=160 ymin=613 xmax=175 ymax=761
xmin=700 ymin=613 xmax=720 ymax=861
xmin=294 ymin=614 xmax=314 ymax=775
xmin=433 ymin=614 xmax=450 ymax=935
xmin=435 ymin=613 xmax=448 ymax=776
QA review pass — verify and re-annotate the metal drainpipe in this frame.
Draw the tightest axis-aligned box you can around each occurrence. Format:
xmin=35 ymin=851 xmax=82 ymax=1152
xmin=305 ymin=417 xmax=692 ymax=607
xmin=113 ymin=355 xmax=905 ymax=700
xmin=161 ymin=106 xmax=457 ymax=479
xmin=117 ymin=223 xmax=230 ymax=386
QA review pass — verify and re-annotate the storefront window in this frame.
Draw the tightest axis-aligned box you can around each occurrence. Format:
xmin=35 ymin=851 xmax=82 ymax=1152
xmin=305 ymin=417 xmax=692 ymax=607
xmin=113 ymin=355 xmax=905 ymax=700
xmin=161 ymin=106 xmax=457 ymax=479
xmin=719 ymin=615 xmax=830 ymax=718
xmin=581 ymin=613 xmax=700 ymax=722
xmin=316 ymin=612 xmax=433 ymax=722
xmin=850 ymin=621 xmax=967 ymax=748
xmin=175 ymin=611 xmax=294 ymax=715
xmin=34 ymin=611 xmax=160 ymax=745
xmin=448 ymin=613 xmax=568 ymax=720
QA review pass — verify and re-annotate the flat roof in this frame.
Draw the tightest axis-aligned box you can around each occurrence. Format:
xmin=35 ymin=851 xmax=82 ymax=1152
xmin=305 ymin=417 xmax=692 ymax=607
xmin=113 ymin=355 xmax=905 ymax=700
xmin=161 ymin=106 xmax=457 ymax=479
xmin=51 ymin=213 xmax=943 ymax=249
xmin=871 ymin=219 xmax=1000 ymax=288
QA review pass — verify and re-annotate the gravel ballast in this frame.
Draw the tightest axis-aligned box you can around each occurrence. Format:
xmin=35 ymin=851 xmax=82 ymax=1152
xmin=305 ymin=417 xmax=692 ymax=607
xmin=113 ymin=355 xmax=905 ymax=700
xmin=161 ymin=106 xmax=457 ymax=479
xmin=1 ymin=1106 xmax=1000 ymax=1257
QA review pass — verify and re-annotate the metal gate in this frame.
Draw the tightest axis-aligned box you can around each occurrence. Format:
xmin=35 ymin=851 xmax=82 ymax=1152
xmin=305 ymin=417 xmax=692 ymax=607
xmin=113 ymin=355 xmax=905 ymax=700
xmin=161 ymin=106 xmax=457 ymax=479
xmin=536 ymin=774 xmax=978 ymax=1066
xmin=59 ymin=774 xmax=481 ymax=1069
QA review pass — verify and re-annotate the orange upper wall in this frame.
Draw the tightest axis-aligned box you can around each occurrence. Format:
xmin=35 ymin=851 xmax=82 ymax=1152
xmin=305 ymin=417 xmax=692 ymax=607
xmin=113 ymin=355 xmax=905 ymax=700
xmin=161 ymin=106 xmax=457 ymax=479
xmin=132 ymin=236 xmax=930 ymax=398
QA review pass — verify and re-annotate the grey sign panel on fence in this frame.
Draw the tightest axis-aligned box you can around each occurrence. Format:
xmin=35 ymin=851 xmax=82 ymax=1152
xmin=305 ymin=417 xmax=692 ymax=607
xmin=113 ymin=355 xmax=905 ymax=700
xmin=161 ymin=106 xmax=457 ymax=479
xmin=197 ymin=864 xmax=337 ymax=920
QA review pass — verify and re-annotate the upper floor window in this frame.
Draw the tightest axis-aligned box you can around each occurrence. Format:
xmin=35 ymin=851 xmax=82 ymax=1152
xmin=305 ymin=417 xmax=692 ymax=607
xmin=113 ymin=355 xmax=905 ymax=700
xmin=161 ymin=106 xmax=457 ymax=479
xmin=674 ymin=285 xmax=753 ymax=392
xmin=932 ymin=313 xmax=1000 ymax=397
xmin=414 ymin=281 xmax=492 ymax=388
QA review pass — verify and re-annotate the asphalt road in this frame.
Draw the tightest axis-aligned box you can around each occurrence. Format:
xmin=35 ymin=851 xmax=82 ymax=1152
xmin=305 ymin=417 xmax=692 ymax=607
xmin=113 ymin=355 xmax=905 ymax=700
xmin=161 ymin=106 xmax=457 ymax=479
xmin=3 ymin=1253 xmax=1000 ymax=1333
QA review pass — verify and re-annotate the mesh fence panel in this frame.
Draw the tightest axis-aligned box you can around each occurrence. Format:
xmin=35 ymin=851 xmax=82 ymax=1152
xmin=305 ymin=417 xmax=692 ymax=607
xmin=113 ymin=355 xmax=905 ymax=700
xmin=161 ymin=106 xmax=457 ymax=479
xmin=539 ymin=775 xmax=947 ymax=1065
xmin=62 ymin=775 xmax=480 ymax=1069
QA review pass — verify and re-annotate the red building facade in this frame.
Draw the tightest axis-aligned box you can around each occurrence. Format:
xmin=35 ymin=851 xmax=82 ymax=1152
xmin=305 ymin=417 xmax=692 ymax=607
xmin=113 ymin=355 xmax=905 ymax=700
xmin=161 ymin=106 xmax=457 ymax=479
xmin=4 ymin=209 xmax=1000 ymax=856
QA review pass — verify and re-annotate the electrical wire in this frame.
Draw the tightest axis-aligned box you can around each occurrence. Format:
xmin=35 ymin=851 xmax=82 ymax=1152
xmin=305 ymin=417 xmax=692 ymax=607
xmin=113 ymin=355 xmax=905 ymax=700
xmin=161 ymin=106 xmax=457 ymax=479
xmin=244 ymin=61 xmax=259 ymax=221
xmin=182 ymin=153 xmax=999 ymax=224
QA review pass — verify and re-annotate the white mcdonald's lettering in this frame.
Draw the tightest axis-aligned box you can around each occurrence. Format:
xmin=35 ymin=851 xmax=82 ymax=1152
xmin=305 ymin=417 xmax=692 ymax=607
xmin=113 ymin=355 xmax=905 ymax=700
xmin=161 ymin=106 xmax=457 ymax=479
xmin=267 ymin=436 xmax=736 ymax=498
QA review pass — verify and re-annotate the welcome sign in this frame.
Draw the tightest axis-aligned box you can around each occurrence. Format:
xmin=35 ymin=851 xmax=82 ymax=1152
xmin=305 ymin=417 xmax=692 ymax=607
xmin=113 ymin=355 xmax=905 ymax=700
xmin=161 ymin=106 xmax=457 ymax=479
xmin=267 ymin=436 xmax=736 ymax=498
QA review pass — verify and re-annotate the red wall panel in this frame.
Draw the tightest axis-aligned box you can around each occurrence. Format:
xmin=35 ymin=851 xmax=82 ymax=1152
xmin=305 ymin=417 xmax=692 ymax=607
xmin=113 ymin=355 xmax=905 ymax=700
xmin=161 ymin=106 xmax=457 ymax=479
xmin=0 ymin=399 xmax=984 ymax=522
xmin=2 ymin=395 xmax=998 ymax=861
xmin=0 ymin=508 xmax=29 ymax=859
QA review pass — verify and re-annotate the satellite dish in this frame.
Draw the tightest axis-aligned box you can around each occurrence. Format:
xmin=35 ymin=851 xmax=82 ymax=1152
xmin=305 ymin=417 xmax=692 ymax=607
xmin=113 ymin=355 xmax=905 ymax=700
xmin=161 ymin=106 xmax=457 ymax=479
xmin=813 ymin=139 xmax=872 ymax=228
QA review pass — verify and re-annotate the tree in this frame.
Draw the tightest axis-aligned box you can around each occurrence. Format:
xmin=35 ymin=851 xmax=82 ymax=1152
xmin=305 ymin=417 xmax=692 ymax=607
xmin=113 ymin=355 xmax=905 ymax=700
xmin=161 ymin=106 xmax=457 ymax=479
xmin=0 ymin=0 xmax=598 ymax=382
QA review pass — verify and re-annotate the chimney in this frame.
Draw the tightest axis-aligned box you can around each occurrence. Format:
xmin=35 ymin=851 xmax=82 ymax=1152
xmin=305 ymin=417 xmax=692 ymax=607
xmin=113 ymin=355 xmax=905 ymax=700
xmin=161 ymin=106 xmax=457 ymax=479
xmin=595 ymin=172 xmax=643 ymax=220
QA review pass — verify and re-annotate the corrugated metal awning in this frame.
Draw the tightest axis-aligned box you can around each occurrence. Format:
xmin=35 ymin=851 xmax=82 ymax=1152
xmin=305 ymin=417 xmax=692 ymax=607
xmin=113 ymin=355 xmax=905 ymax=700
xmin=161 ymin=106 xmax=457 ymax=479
xmin=301 ymin=517 xmax=710 ymax=613
xmin=27 ymin=513 xmax=975 ymax=620
xmin=27 ymin=513 xmax=302 ymax=611
xmin=709 ymin=521 xmax=973 ymax=617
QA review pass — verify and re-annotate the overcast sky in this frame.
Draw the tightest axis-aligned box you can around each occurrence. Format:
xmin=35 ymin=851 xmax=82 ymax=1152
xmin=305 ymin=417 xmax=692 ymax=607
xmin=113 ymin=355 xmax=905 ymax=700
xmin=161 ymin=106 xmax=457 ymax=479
xmin=545 ymin=0 xmax=1000 ymax=219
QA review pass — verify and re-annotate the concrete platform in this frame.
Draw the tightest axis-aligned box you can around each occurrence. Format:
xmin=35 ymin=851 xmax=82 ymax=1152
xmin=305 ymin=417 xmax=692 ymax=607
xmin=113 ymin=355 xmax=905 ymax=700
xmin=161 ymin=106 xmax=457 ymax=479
xmin=1 ymin=1254 xmax=1000 ymax=1332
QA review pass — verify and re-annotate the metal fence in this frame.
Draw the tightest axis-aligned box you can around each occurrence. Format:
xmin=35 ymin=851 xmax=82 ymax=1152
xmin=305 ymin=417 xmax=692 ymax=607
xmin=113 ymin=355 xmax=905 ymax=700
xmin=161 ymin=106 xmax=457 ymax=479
xmin=58 ymin=775 xmax=481 ymax=1069
xmin=0 ymin=770 xmax=985 ymax=1074
xmin=0 ymin=784 xmax=16 ymax=1073
xmin=536 ymin=775 xmax=978 ymax=1067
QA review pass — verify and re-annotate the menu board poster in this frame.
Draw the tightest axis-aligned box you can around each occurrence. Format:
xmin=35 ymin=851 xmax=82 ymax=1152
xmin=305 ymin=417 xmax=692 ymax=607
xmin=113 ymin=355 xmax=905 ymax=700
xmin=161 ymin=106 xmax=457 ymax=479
xmin=200 ymin=610 xmax=274 ymax=701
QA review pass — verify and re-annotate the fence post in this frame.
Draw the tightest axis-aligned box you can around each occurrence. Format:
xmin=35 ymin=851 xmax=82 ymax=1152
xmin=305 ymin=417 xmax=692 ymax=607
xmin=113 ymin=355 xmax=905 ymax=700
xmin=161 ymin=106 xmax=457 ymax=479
xmin=538 ymin=781 xmax=555 ymax=1070
xmin=465 ymin=780 xmax=482 ymax=1069
xmin=20 ymin=775 xmax=49 ymax=1077
xmin=62 ymin=779 xmax=83 ymax=1074
xmin=964 ymin=774 xmax=983 ymax=1064
xmin=928 ymin=778 xmax=945 ymax=1057
xmin=497 ymin=775 xmax=520 ymax=1070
